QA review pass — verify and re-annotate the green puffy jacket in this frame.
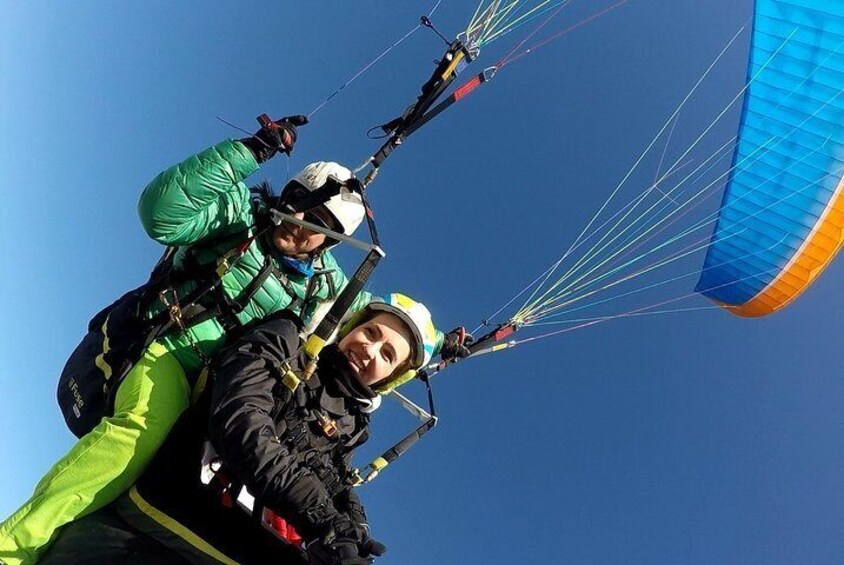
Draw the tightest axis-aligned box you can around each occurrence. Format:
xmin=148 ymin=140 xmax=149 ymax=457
xmin=138 ymin=139 xmax=377 ymax=375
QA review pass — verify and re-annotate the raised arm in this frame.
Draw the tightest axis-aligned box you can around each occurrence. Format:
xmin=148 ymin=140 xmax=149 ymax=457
xmin=137 ymin=140 xmax=259 ymax=246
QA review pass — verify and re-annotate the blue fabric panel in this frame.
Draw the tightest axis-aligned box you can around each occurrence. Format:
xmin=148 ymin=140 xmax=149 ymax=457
xmin=695 ymin=0 xmax=844 ymax=305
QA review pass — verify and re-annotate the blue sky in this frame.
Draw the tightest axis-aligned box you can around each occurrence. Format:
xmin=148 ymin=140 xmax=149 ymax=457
xmin=1 ymin=1 xmax=843 ymax=563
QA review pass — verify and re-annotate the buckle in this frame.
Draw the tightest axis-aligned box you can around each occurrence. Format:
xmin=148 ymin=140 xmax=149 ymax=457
xmin=315 ymin=411 xmax=337 ymax=438
xmin=158 ymin=288 xmax=185 ymax=331
xmin=215 ymin=256 xmax=231 ymax=278
xmin=275 ymin=362 xmax=301 ymax=392
xmin=348 ymin=469 xmax=364 ymax=487
xmin=288 ymin=422 xmax=307 ymax=446
xmin=305 ymin=503 xmax=331 ymax=526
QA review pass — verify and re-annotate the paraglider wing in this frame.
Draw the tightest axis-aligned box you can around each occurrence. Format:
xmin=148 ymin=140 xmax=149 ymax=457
xmin=695 ymin=0 xmax=844 ymax=317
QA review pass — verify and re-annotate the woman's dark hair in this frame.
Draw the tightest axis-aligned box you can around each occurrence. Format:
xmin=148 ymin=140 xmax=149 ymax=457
xmin=250 ymin=180 xmax=281 ymax=208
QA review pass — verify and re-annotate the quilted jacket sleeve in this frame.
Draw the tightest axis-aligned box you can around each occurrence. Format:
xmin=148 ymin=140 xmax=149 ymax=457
xmin=138 ymin=139 xmax=259 ymax=246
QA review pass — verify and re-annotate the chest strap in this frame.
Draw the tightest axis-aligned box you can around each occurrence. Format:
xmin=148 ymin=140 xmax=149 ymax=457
xmin=213 ymin=254 xmax=275 ymax=333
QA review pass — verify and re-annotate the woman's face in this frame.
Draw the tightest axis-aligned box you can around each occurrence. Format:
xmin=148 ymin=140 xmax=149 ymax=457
xmin=271 ymin=206 xmax=336 ymax=258
xmin=338 ymin=312 xmax=414 ymax=387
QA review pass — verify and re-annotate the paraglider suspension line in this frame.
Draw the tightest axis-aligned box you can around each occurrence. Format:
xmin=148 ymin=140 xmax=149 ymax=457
xmin=215 ymin=116 xmax=253 ymax=137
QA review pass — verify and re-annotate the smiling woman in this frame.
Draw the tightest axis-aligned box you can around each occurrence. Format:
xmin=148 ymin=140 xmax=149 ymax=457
xmin=38 ymin=295 xmax=441 ymax=565
xmin=340 ymin=313 xmax=414 ymax=386
xmin=338 ymin=294 xmax=440 ymax=392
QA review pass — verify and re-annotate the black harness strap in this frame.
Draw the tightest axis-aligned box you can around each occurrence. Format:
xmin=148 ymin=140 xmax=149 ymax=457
xmin=353 ymin=374 xmax=437 ymax=485
xmin=268 ymin=264 xmax=305 ymax=312
xmin=381 ymin=418 xmax=437 ymax=466
xmin=310 ymin=250 xmax=381 ymax=346
xmin=213 ymin=253 xmax=275 ymax=333
xmin=357 ymin=186 xmax=380 ymax=248
xmin=298 ymin=174 xmax=383 ymax=377
xmin=366 ymin=37 xmax=481 ymax=173
xmin=102 ymin=236 xmax=286 ymax=411
xmin=403 ymin=67 xmax=497 ymax=137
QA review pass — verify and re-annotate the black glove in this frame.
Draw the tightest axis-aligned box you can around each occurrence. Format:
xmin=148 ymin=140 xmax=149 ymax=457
xmin=360 ymin=538 xmax=387 ymax=559
xmin=307 ymin=538 xmax=369 ymax=565
xmin=334 ymin=490 xmax=386 ymax=558
xmin=307 ymin=515 xmax=386 ymax=564
xmin=241 ymin=113 xmax=308 ymax=163
xmin=440 ymin=327 xmax=475 ymax=361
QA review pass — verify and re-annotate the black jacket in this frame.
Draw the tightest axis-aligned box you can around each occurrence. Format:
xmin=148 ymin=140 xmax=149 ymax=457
xmin=116 ymin=312 xmax=375 ymax=564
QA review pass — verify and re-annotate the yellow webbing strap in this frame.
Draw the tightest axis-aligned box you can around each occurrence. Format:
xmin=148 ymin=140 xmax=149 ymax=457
xmin=371 ymin=457 xmax=389 ymax=472
xmin=374 ymin=369 xmax=417 ymax=394
xmin=94 ymin=319 xmax=112 ymax=381
xmin=191 ymin=368 xmax=209 ymax=406
xmin=280 ymin=365 xmax=301 ymax=392
xmin=127 ymin=486 xmax=239 ymax=565
xmin=358 ymin=457 xmax=390 ymax=484
xmin=303 ymin=335 xmax=326 ymax=360
xmin=442 ymin=50 xmax=465 ymax=79
xmin=301 ymin=334 xmax=327 ymax=380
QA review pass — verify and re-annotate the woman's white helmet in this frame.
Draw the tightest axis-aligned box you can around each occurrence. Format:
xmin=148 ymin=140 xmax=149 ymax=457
xmin=289 ymin=162 xmax=365 ymax=237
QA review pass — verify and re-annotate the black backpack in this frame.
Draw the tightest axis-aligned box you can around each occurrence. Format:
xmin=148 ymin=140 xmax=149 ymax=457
xmin=56 ymin=249 xmax=184 ymax=437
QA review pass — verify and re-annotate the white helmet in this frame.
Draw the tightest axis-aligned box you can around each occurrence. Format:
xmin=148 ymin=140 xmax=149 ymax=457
xmin=289 ymin=162 xmax=365 ymax=237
